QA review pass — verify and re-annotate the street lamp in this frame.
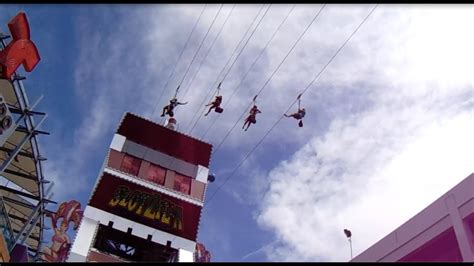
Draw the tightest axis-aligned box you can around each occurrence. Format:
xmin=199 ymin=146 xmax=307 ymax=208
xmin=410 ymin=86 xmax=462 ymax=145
xmin=344 ymin=229 xmax=352 ymax=260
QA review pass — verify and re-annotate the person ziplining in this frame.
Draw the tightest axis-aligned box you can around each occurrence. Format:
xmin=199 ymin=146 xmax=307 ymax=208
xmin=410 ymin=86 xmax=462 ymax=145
xmin=204 ymin=82 xmax=224 ymax=116
xmin=284 ymin=94 xmax=305 ymax=127
xmin=161 ymin=86 xmax=188 ymax=118
xmin=242 ymin=95 xmax=261 ymax=131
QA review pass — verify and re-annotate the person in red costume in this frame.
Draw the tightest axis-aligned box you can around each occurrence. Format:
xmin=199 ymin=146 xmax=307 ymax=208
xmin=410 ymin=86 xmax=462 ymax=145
xmin=242 ymin=105 xmax=262 ymax=131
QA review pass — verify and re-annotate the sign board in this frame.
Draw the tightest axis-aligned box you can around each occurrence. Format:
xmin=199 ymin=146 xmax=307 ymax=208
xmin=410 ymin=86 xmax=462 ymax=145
xmin=89 ymin=172 xmax=202 ymax=241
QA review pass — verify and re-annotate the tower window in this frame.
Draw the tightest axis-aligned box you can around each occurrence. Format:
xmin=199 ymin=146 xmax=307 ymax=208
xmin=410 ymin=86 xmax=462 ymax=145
xmin=147 ymin=163 xmax=166 ymax=186
xmin=173 ymin=173 xmax=191 ymax=195
xmin=120 ymin=154 xmax=142 ymax=176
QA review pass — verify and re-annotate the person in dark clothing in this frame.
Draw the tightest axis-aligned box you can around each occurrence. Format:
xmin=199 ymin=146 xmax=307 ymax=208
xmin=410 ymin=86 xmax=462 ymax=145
xmin=161 ymin=97 xmax=188 ymax=117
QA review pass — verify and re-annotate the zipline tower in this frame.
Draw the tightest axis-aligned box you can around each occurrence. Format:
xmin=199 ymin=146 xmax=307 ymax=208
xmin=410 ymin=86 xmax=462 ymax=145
xmin=67 ymin=112 xmax=213 ymax=262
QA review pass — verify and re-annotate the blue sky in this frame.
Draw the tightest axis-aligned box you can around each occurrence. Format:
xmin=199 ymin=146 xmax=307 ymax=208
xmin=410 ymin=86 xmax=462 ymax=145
xmin=0 ymin=4 xmax=473 ymax=262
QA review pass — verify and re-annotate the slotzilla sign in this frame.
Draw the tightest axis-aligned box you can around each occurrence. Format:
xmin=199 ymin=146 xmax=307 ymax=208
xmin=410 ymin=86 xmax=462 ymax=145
xmin=89 ymin=173 xmax=201 ymax=241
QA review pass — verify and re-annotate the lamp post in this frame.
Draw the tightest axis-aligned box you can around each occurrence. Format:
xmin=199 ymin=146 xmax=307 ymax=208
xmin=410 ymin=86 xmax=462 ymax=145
xmin=344 ymin=229 xmax=352 ymax=260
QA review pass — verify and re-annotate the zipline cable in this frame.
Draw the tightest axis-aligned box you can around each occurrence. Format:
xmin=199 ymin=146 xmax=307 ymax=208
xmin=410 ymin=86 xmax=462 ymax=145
xmin=181 ymin=5 xmax=237 ymax=100
xmin=175 ymin=4 xmax=224 ymax=91
xmin=183 ymin=4 xmax=269 ymax=133
xmin=150 ymin=5 xmax=268 ymax=178
xmin=201 ymin=4 xmax=297 ymax=139
xmin=205 ymin=4 xmax=378 ymax=205
xmin=149 ymin=5 xmax=207 ymax=120
xmin=187 ymin=4 xmax=275 ymax=135
xmin=209 ymin=4 xmax=326 ymax=159
xmin=143 ymin=5 xmax=265 ymax=193
xmin=192 ymin=4 xmax=324 ymax=186
xmin=160 ymin=4 xmax=224 ymax=124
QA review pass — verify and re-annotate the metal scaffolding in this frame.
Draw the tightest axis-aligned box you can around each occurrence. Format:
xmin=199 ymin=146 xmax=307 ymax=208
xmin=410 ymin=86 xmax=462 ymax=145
xmin=0 ymin=34 xmax=56 ymax=260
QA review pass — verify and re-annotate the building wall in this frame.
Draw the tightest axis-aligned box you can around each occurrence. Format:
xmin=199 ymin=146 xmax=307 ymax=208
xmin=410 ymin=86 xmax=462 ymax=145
xmin=397 ymin=227 xmax=462 ymax=262
xmin=351 ymin=173 xmax=474 ymax=262
xmin=67 ymin=216 xmax=99 ymax=262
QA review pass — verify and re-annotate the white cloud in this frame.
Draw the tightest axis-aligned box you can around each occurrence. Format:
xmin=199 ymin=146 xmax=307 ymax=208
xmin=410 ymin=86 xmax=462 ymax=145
xmin=255 ymin=5 xmax=474 ymax=262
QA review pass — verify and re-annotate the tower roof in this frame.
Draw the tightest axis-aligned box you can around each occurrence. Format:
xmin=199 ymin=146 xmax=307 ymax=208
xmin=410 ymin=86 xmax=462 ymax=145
xmin=116 ymin=112 xmax=213 ymax=167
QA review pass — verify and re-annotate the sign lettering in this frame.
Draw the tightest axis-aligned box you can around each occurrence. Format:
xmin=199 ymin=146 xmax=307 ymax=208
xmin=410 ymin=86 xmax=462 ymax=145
xmin=108 ymin=185 xmax=184 ymax=231
xmin=88 ymin=173 xmax=201 ymax=241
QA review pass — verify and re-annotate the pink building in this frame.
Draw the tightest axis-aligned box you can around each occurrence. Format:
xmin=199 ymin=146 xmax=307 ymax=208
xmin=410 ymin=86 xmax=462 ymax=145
xmin=351 ymin=173 xmax=474 ymax=262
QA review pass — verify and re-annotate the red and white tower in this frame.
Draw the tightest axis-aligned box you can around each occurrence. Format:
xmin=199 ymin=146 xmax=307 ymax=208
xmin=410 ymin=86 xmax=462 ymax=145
xmin=67 ymin=112 xmax=213 ymax=262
